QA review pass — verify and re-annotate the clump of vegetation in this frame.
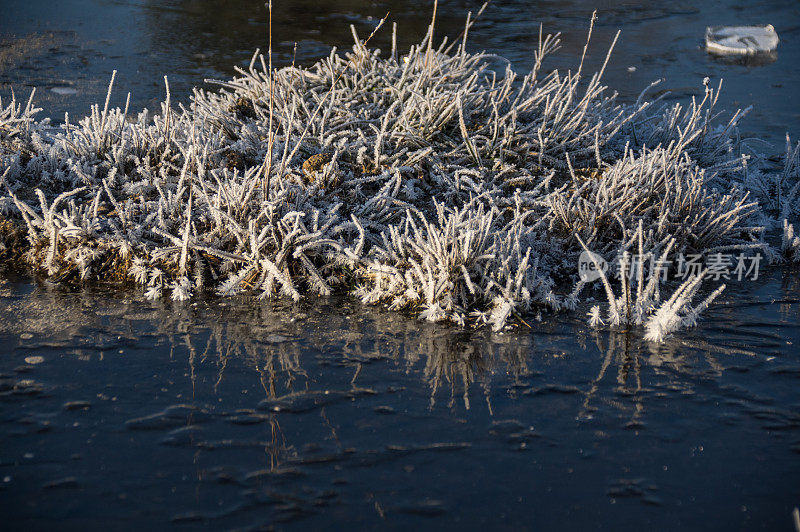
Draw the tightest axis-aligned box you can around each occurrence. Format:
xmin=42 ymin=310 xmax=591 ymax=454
xmin=0 ymin=8 xmax=796 ymax=341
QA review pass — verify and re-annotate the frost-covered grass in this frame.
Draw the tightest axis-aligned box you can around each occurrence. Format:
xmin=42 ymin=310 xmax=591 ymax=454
xmin=0 ymin=12 xmax=797 ymax=341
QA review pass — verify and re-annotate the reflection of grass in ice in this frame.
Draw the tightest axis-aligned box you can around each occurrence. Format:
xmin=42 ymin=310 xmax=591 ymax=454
xmin=1 ymin=7 xmax=797 ymax=340
xmin=0 ymin=276 xmax=780 ymax=421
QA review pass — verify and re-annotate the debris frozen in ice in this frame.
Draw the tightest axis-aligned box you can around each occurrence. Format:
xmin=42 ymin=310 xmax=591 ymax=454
xmin=705 ymin=24 xmax=779 ymax=56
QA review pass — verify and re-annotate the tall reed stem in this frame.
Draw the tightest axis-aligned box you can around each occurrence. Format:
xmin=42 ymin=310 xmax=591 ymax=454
xmin=264 ymin=0 xmax=275 ymax=200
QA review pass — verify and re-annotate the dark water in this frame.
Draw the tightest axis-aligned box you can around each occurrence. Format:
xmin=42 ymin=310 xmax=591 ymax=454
xmin=2 ymin=0 xmax=800 ymax=529
xmin=1 ymin=267 xmax=799 ymax=529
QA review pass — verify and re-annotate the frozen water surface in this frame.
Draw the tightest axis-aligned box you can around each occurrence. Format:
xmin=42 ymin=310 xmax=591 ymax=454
xmin=0 ymin=267 xmax=798 ymax=529
xmin=1 ymin=0 xmax=799 ymax=529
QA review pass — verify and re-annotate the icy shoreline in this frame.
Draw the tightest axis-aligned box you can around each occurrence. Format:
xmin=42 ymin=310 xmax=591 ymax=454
xmin=1 ymin=16 xmax=798 ymax=341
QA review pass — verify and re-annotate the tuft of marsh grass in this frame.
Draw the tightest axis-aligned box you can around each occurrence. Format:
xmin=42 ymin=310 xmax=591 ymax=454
xmin=0 ymin=9 xmax=795 ymax=340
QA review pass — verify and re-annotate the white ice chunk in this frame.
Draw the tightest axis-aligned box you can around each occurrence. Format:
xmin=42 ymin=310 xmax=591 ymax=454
xmin=50 ymin=87 xmax=78 ymax=95
xmin=705 ymin=24 xmax=779 ymax=56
